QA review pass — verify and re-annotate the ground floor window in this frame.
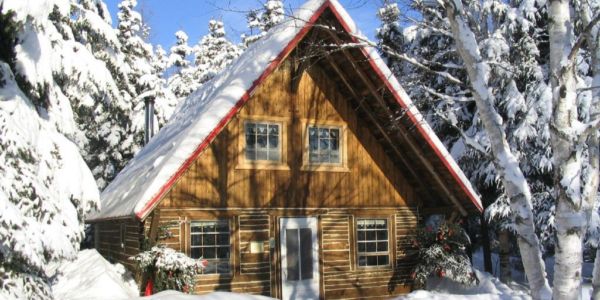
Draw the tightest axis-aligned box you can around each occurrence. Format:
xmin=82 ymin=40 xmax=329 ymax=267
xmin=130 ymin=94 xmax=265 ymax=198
xmin=190 ymin=220 xmax=231 ymax=274
xmin=356 ymin=218 xmax=390 ymax=267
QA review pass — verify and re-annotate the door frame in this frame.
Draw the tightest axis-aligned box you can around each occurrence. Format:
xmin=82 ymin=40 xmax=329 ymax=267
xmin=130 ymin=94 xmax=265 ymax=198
xmin=278 ymin=216 xmax=321 ymax=300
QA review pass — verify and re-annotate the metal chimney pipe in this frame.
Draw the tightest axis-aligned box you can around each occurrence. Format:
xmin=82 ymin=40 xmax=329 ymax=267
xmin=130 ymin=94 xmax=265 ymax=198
xmin=144 ymin=97 xmax=155 ymax=145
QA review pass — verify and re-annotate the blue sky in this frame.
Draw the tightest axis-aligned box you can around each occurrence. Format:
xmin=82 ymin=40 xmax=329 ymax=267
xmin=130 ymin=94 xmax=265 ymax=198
xmin=103 ymin=0 xmax=385 ymax=48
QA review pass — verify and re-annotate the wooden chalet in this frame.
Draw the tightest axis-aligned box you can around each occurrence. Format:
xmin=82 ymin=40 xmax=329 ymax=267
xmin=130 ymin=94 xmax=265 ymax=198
xmin=87 ymin=0 xmax=482 ymax=299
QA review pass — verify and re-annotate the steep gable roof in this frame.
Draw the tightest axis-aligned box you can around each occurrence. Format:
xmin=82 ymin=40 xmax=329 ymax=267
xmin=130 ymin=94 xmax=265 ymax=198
xmin=88 ymin=0 xmax=481 ymax=222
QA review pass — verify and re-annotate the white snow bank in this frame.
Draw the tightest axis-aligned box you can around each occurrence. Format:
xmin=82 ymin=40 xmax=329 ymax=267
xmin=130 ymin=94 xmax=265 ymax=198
xmin=395 ymin=270 xmax=530 ymax=300
xmin=51 ymin=249 xmax=138 ymax=300
xmin=130 ymin=291 xmax=275 ymax=300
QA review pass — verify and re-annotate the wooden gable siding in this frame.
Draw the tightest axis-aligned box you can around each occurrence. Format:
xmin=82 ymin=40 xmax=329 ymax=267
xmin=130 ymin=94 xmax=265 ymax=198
xmin=158 ymin=59 xmax=417 ymax=210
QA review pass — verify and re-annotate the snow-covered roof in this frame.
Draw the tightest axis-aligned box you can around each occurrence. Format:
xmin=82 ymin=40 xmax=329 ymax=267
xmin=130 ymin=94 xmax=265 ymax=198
xmin=88 ymin=0 xmax=481 ymax=221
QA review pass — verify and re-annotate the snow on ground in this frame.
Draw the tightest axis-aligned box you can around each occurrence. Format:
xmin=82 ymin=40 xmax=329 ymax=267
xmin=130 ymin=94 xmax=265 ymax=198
xmin=394 ymin=270 xmax=530 ymax=300
xmin=50 ymin=249 xmax=138 ymax=300
xmin=129 ymin=291 xmax=275 ymax=300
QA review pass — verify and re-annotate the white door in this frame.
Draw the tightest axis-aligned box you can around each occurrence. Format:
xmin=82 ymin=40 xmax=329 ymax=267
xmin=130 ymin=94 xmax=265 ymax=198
xmin=280 ymin=217 xmax=320 ymax=300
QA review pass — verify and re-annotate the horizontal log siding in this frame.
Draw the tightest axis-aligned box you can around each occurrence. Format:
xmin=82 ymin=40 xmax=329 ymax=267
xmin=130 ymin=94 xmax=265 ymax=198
xmin=95 ymin=219 xmax=142 ymax=271
xmin=321 ymin=208 xmax=418 ymax=299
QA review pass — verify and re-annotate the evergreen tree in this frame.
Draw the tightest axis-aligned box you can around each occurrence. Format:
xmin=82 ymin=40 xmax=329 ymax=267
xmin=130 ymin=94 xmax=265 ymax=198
xmin=241 ymin=0 xmax=284 ymax=47
xmin=0 ymin=1 xmax=103 ymax=298
xmin=167 ymin=30 xmax=194 ymax=99
xmin=376 ymin=0 xmax=557 ymax=255
xmin=193 ymin=19 xmax=242 ymax=85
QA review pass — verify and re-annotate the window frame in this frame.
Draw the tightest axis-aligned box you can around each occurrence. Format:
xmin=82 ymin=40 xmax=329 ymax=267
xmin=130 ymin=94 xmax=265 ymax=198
xmin=189 ymin=219 xmax=232 ymax=275
xmin=354 ymin=217 xmax=392 ymax=269
xmin=238 ymin=116 xmax=289 ymax=170
xmin=301 ymin=120 xmax=348 ymax=172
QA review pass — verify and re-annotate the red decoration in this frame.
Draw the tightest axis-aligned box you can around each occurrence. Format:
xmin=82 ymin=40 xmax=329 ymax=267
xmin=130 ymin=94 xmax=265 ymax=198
xmin=144 ymin=278 xmax=154 ymax=296
xmin=201 ymin=259 xmax=209 ymax=268
xmin=438 ymin=269 xmax=446 ymax=277
xmin=443 ymin=244 xmax=451 ymax=252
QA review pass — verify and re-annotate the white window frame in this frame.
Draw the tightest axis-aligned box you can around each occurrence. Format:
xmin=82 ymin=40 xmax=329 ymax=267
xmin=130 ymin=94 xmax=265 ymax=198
xmin=355 ymin=218 xmax=391 ymax=268
xmin=189 ymin=219 xmax=232 ymax=275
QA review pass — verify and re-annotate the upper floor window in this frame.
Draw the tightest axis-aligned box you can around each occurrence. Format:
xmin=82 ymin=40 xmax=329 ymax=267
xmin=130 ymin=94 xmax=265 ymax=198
xmin=307 ymin=125 xmax=341 ymax=164
xmin=190 ymin=220 xmax=231 ymax=274
xmin=356 ymin=218 xmax=390 ymax=267
xmin=245 ymin=121 xmax=281 ymax=162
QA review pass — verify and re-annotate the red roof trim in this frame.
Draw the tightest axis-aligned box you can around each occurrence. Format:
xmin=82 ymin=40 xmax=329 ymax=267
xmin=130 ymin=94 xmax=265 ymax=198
xmin=135 ymin=1 xmax=333 ymax=220
xmin=327 ymin=5 xmax=482 ymax=213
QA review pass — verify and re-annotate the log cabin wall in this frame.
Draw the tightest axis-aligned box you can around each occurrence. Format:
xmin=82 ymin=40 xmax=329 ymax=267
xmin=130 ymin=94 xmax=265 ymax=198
xmin=94 ymin=219 xmax=143 ymax=271
xmin=150 ymin=59 xmax=426 ymax=299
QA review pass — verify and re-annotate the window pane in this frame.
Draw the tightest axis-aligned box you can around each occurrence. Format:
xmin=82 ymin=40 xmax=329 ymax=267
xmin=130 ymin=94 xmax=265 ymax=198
xmin=330 ymin=128 xmax=339 ymax=138
xmin=320 ymin=138 xmax=330 ymax=150
xmin=217 ymin=261 xmax=230 ymax=273
xmin=204 ymin=262 xmax=217 ymax=274
xmin=190 ymin=248 xmax=201 ymax=259
xmin=245 ymin=123 xmax=256 ymax=134
xmin=357 ymin=231 xmax=365 ymax=241
xmin=378 ymin=255 xmax=389 ymax=266
xmin=366 ymin=242 xmax=376 ymax=252
xmin=269 ymin=151 xmax=281 ymax=162
xmin=216 ymin=222 xmax=228 ymax=232
xmin=367 ymin=256 xmax=377 ymax=266
xmin=377 ymin=242 xmax=388 ymax=252
xmin=269 ymin=124 xmax=279 ymax=135
xmin=257 ymin=135 xmax=267 ymax=148
xmin=358 ymin=256 xmax=367 ymax=266
xmin=358 ymin=242 xmax=365 ymax=252
xmin=191 ymin=234 xmax=201 ymax=245
xmin=300 ymin=228 xmax=313 ymax=280
xmin=377 ymin=230 xmax=388 ymax=240
xmin=217 ymin=246 xmax=230 ymax=259
xmin=202 ymin=234 xmax=215 ymax=246
xmin=319 ymin=128 xmax=329 ymax=138
xmin=256 ymin=149 xmax=268 ymax=160
xmin=245 ymin=134 xmax=256 ymax=148
xmin=366 ymin=230 xmax=376 ymax=241
xmin=286 ymin=229 xmax=300 ymax=281
xmin=217 ymin=233 xmax=229 ymax=245
xmin=268 ymin=135 xmax=279 ymax=149
xmin=257 ymin=123 xmax=267 ymax=134
xmin=309 ymin=134 xmax=318 ymax=150
xmin=204 ymin=247 xmax=216 ymax=259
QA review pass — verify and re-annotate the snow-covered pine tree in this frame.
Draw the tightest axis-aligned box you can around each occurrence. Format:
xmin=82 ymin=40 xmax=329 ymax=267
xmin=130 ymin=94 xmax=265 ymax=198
xmin=151 ymin=45 xmax=178 ymax=127
xmin=192 ymin=19 xmax=241 ymax=86
xmin=376 ymin=0 xmax=558 ymax=274
xmin=70 ymin=0 xmax=139 ymax=189
xmin=0 ymin=1 xmax=101 ymax=298
xmin=241 ymin=0 xmax=284 ymax=47
xmin=166 ymin=30 xmax=194 ymax=99
xmin=438 ymin=0 xmax=600 ymax=297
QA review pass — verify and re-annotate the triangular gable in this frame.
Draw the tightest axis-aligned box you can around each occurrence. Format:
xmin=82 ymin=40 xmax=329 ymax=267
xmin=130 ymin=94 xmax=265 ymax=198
xmin=88 ymin=0 xmax=481 ymax=222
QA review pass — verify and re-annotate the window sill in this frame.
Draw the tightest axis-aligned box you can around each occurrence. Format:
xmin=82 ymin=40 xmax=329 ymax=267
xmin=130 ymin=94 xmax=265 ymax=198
xmin=236 ymin=163 xmax=290 ymax=171
xmin=300 ymin=164 xmax=350 ymax=172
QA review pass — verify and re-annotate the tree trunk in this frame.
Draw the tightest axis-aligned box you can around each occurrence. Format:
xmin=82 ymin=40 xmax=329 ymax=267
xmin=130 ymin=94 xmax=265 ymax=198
xmin=499 ymin=229 xmax=512 ymax=283
xmin=481 ymin=212 xmax=493 ymax=273
xmin=443 ymin=1 xmax=551 ymax=298
xmin=580 ymin=3 xmax=600 ymax=299
xmin=548 ymin=0 xmax=598 ymax=298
